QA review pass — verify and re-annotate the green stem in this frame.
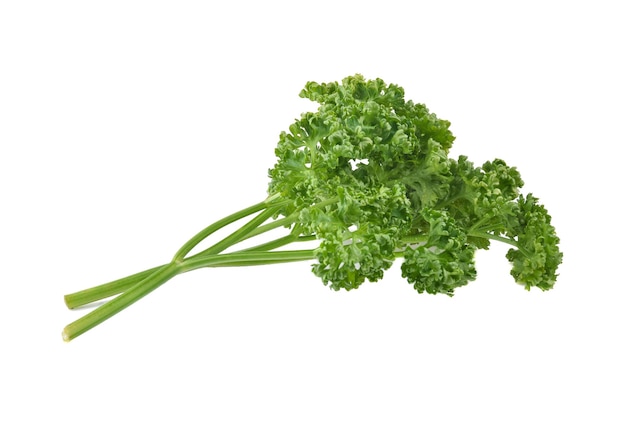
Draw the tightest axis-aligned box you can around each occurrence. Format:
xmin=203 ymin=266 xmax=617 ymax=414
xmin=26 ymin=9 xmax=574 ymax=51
xmin=64 ymin=201 xmax=281 ymax=309
xmin=64 ymin=266 xmax=161 ymax=309
xmin=244 ymin=214 xmax=297 ymax=239
xmin=62 ymin=195 xmax=337 ymax=338
xmin=171 ymin=198 xmax=270 ymax=262
xmin=179 ymin=249 xmax=317 ymax=272
xmin=467 ymin=230 xmax=531 ymax=256
xmin=63 ymin=197 xmax=333 ymax=309
xmin=399 ymin=235 xmax=429 ymax=246
xmin=192 ymin=206 xmax=280 ymax=258
xmin=468 ymin=230 xmax=517 ymax=247
xmin=62 ymin=223 xmax=310 ymax=310
xmin=63 ymin=262 xmax=182 ymax=342
xmin=65 ymin=234 xmax=315 ymax=309
xmin=63 ymin=249 xmax=318 ymax=341
xmin=239 ymin=234 xmax=316 ymax=252
xmin=242 ymin=196 xmax=338 ymax=240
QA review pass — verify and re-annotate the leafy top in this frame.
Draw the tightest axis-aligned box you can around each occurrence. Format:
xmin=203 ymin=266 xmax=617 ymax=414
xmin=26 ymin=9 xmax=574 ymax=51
xmin=268 ymin=74 xmax=562 ymax=293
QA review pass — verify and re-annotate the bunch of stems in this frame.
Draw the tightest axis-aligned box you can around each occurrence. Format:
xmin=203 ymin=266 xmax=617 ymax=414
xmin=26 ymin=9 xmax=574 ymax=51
xmin=62 ymin=195 xmax=319 ymax=341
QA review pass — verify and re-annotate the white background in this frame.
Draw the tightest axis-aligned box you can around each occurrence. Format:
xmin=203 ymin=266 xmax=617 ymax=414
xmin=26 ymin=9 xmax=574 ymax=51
xmin=1 ymin=1 xmax=624 ymax=423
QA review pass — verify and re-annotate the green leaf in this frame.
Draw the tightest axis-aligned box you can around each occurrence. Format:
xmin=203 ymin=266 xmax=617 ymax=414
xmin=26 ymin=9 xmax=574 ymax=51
xmin=401 ymin=209 xmax=477 ymax=296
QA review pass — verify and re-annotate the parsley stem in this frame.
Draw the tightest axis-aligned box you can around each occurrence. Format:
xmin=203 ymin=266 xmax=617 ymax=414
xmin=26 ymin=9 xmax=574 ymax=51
xmin=63 ymin=249 xmax=318 ymax=341
xmin=243 ymin=196 xmax=339 ymax=240
xmin=468 ymin=230 xmax=519 ymax=249
xmin=171 ymin=199 xmax=270 ymax=262
xmin=64 ymin=266 xmax=162 ymax=309
xmin=64 ymin=222 xmax=311 ymax=309
xmin=190 ymin=206 xmax=281 ymax=259
xmin=239 ymin=235 xmax=316 ymax=252
xmin=62 ymin=195 xmax=335 ymax=336
xmin=64 ymin=203 xmax=275 ymax=309
xmin=179 ymin=250 xmax=317 ymax=272
xmin=63 ymin=262 xmax=182 ymax=341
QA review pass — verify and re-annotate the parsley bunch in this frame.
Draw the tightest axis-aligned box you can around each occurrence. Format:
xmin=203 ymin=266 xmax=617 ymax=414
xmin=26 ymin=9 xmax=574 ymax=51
xmin=63 ymin=75 xmax=562 ymax=341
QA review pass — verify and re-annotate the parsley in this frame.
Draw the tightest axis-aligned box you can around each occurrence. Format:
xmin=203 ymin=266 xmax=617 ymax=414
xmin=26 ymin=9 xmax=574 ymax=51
xmin=63 ymin=75 xmax=562 ymax=341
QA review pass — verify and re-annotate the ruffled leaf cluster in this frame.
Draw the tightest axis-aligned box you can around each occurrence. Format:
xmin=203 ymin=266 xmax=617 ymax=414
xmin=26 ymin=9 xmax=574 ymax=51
xmin=401 ymin=209 xmax=477 ymax=295
xmin=268 ymin=74 xmax=562 ymax=294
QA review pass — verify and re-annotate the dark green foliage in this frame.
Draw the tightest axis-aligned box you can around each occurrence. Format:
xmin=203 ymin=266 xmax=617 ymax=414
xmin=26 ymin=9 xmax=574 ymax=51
xmin=269 ymin=74 xmax=562 ymax=294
